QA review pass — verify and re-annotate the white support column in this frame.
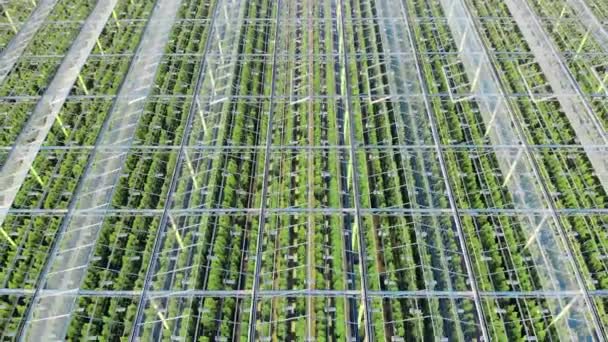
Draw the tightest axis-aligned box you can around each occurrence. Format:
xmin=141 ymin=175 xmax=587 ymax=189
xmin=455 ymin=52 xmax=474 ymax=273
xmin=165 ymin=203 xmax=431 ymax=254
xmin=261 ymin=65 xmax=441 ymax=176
xmin=502 ymin=147 xmax=524 ymax=187
xmin=576 ymin=28 xmax=591 ymax=55
xmin=470 ymin=62 xmax=482 ymax=91
xmin=0 ymin=0 xmax=60 ymax=84
xmin=483 ymin=97 xmax=502 ymax=138
xmin=549 ymin=297 xmax=579 ymax=328
xmin=21 ymin=0 xmax=183 ymax=339
xmin=596 ymin=72 xmax=608 ymax=95
xmin=564 ymin=0 xmax=608 ymax=54
xmin=524 ymin=214 xmax=549 ymax=249
xmin=0 ymin=0 xmax=118 ymax=231
xmin=2 ymin=6 xmax=18 ymax=33
xmin=168 ymin=214 xmax=185 ymax=249
xmin=195 ymin=97 xmax=207 ymax=134
xmin=445 ymin=0 xmax=607 ymax=337
xmin=183 ymin=150 xmax=199 ymax=190
xmin=504 ymin=0 xmax=608 ymax=194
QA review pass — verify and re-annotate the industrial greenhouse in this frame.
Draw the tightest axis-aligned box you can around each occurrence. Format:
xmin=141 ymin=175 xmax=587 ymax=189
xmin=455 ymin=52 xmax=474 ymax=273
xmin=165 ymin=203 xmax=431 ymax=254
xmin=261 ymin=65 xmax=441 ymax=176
xmin=0 ymin=0 xmax=607 ymax=340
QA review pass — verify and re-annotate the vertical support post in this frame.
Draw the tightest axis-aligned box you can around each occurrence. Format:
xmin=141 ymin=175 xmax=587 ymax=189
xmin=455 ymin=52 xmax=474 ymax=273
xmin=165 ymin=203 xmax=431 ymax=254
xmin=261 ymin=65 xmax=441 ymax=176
xmin=0 ymin=227 xmax=17 ymax=248
xmin=112 ymin=10 xmax=121 ymax=27
xmin=77 ymin=75 xmax=89 ymax=95
xmin=54 ymin=115 xmax=69 ymax=137
xmin=549 ymin=297 xmax=578 ymax=328
xmin=168 ymin=214 xmax=185 ymax=249
xmin=196 ymin=98 xmax=207 ymax=134
xmin=552 ymin=5 xmax=568 ymax=32
xmin=524 ymin=214 xmax=549 ymax=249
xmin=576 ymin=28 xmax=591 ymax=55
xmin=484 ymin=97 xmax=502 ymax=138
xmin=3 ymin=8 xmax=18 ymax=33
xmin=183 ymin=150 xmax=199 ymax=190
xmin=596 ymin=73 xmax=608 ymax=94
xmin=29 ymin=166 xmax=44 ymax=187
xmin=459 ymin=26 xmax=469 ymax=54
xmin=96 ymin=39 xmax=105 ymax=54
xmin=502 ymin=147 xmax=524 ymax=187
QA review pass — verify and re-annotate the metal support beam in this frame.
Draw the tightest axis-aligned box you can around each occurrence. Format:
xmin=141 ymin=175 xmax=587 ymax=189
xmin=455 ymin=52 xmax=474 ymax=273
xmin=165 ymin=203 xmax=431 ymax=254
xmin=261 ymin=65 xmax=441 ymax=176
xmin=502 ymin=147 xmax=524 ymax=187
xmin=524 ymin=214 xmax=550 ymax=249
xmin=4 ymin=206 xmax=608 ymax=216
xmin=4 ymin=287 xmax=608 ymax=298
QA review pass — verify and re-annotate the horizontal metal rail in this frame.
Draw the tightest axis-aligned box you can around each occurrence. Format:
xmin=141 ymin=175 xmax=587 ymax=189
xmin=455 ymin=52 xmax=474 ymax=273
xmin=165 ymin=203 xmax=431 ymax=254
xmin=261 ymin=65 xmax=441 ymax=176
xmin=1 ymin=144 xmax=607 ymax=151
xmin=1 ymin=92 xmax=605 ymax=104
xmin=3 ymin=288 xmax=608 ymax=298
xmin=9 ymin=49 xmax=608 ymax=59
xmin=0 ymin=14 xmax=600 ymax=27
xmin=4 ymin=207 xmax=608 ymax=215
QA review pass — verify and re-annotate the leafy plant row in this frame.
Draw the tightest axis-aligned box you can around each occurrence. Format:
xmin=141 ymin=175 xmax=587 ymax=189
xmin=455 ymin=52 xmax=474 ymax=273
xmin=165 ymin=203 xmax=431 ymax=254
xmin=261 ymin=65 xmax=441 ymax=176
xmin=141 ymin=0 xmax=272 ymax=338
xmin=254 ymin=0 xmax=356 ymax=340
xmin=139 ymin=0 xmax=315 ymax=339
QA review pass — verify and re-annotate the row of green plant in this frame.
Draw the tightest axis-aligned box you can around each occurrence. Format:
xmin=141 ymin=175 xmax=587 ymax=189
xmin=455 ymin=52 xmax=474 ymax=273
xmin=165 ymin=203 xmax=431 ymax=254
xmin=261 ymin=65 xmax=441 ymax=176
xmin=4 ymin=0 xmax=606 ymax=339
xmin=0 ymin=0 xmax=149 ymax=144
xmin=255 ymin=1 xmax=354 ymax=341
xmin=255 ymin=296 xmax=351 ymax=342
xmin=148 ymin=0 xmax=275 ymax=338
xmin=144 ymin=0 xmax=358 ymax=339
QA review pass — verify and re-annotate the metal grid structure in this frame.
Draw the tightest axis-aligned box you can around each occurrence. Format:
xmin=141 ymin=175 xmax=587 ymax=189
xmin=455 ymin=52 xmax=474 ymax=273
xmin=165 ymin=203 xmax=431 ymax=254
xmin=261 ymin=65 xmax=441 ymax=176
xmin=0 ymin=0 xmax=607 ymax=341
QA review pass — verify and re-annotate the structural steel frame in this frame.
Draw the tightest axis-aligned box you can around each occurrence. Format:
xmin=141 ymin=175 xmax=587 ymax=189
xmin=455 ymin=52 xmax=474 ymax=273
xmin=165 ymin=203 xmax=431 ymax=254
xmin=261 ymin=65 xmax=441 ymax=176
xmin=0 ymin=0 xmax=607 ymax=340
